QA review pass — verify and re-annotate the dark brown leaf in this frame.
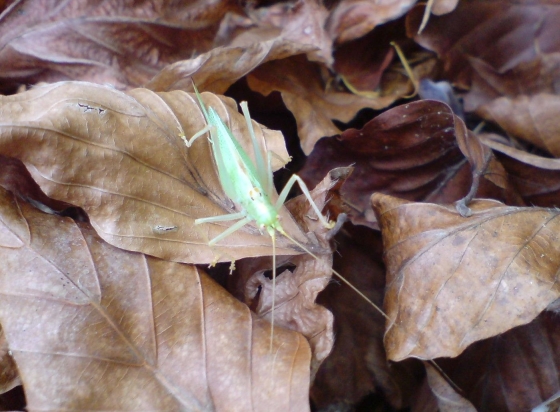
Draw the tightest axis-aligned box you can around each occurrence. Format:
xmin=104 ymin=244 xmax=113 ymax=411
xmin=0 ymin=0 xmax=241 ymax=91
xmin=479 ymin=132 xmax=560 ymax=207
xmin=436 ymin=311 xmax=560 ymax=412
xmin=406 ymin=0 xmax=560 ymax=111
xmin=301 ymin=100 xmax=505 ymax=227
xmin=311 ymin=225 xmax=421 ymax=410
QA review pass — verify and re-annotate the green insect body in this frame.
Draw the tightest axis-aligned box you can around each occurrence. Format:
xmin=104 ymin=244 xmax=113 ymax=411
xmin=185 ymin=84 xmax=387 ymax=351
xmin=195 ymin=95 xmax=281 ymax=237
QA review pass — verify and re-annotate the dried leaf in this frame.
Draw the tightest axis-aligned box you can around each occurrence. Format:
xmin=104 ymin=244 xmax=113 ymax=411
xmin=0 ymin=81 xmax=314 ymax=264
xmin=0 ymin=186 xmax=312 ymax=411
xmin=247 ymin=55 xmax=404 ymax=154
xmin=372 ymin=193 xmax=560 ymax=360
xmin=0 ymin=0 xmax=241 ymax=90
xmin=241 ymin=0 xmax=333 ymax=66
xmin=424 ymin=362 xmax=476 ymax=412
xmin=146 ymin=36 xmax=321 ymax=95
xmin=311 ymin=226 xmax=419 ymax=410
xmin=301 ymin=100 xmax=504 ymax=227
xmin=406 ymin=1 xmax=560 ymax=110
xmin=147 ymin=0 xmax=335 ymax=94
xmin=478 ymin=94 xmax=560 ymax=157
xmin=479 ymin=132 xmax=560 ymax=207
xmin=436 ymin=311 xmax=560 ymax=411
xmin=327 ymin=0 xmax=417 ymax=44
xmin=0 ymin=326 xmax=20 ymax=395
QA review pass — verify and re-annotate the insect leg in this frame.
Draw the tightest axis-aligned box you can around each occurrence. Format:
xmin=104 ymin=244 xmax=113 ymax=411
xmin=275 ymin=174 xmax=335 ymax=229
xmin=195 ymin=211 xmax=246 ymax=225
xmin=182 ymin=124 xmax=215 ymax=147
xmin=240 ymin=101 xmax=269 ymax=194
xmin=205 ymin=216 xmax=253 ymax=246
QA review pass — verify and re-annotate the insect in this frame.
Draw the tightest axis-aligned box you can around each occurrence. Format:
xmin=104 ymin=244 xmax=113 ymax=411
xmin=183 ymin=84 xmax=387 ymax=350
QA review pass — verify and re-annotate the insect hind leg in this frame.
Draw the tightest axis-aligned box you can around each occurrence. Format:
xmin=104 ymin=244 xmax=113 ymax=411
xmin=275 ymin=174 xmax=335 ymax=229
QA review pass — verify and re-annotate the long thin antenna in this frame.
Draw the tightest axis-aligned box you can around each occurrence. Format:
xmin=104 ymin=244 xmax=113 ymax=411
xmin=277 ymin=228 xmax=390 ymax=321
xmin=270 ymin=231 xmax=277 ymax=352
xmin=278 ymin=227 xmax=463 ymax=394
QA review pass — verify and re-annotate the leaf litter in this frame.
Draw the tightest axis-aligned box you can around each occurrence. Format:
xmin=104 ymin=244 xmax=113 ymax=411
xmin=0 ymin=0 xmax=560 ymax=410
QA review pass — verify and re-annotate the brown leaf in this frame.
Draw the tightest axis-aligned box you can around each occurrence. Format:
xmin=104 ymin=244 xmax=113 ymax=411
xmin=0 ymin=0 xmax=242 ymax=91
xmin=477 ymin=94 xmax=560 ymax=157
xmin=0 ymin=186 xmax=312 ymax=410
xmin=311 ymin=225 xmax=421 ymax=410
xmin=241 ymin=0 xmax=333 ymax=66
xmin=0 ymin=81 xmax=313 ymax=264
xmin=247 ymin=54 xmax=405 ymax=154
xmin=479 ymin=132 xmax=560 ymax=207
xmin=0 ymin=326 xmax=20 ymax=395
xmin=424 ymin=362 xmax=476 ymax=412
xmin=372 ymin=193 xmax=560 ymax=361
xmin=300 ymin=100 xmax=505 ymax=227
xmin=406 ymin=1 xmax=560 ymax=110
xmin=146 ymin=0 xmax=334 ymax=94
xmin=436 ymin=311 xmax=560 ymax=411
xmin=146 ymin=39 xmax=319 ymax=94
xmin=465 ymin=54 xmax=560 ymax=112
xmin=326 ymin=0 xmax=418 ymax=44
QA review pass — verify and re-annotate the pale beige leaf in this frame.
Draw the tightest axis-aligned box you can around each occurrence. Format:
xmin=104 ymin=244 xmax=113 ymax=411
xmin=0 ymin=187 xmax=312 ymax=411
xmin=0 ymin=81 xmax=312 ymax=265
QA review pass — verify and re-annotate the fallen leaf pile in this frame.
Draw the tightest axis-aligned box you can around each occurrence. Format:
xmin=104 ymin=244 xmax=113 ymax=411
xmin=0 ymin=0 xmax=559 ymax=411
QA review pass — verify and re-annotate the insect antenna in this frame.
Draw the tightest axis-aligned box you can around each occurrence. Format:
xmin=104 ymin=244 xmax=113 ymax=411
xmin=276 ymin=227 xmax=389 ymax=321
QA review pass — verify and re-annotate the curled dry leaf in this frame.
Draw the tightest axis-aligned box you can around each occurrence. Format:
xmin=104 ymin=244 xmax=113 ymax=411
xmin=436 ymin=311 xmax=560 ymax=412
xmin=406 ymin=1 xmax=560 ymax=110
xmin=240 ymin=0 xmax=333 ymax=66
xmin=477 ymin=93 xmax=560 ymax=157
xmin=0 ymin=0 xmax=242 ymax=91
xmin=145 ymin=39 xmax=319 ymax=94
xmin=372 ymin=193 xmax=560 ymax=361
xmin=479 ymin=132 xmax=560 ymax=207
xmin=0 ymin=81 xmax=314 ymax=264
xmin=326 ymin=0 xmax=418 ymax=44
xmin=0 ymin=186 xmax=312 ymax=411
xmin=247 ymin=55 xmax=406 ymax=154
xmin=147 ymin=0 xmax=336 ymax=94
xmin=423 ymin=362 xmax=476 ymax=412
xmin=300 ymin=99 xmax=505 ymax=228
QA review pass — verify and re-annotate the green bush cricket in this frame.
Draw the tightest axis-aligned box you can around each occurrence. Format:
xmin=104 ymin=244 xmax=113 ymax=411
xmin=183 ymin=84 xmax=387 ymax=351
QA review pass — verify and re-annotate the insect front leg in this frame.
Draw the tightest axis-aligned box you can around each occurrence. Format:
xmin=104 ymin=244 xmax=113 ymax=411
xmin=275 ymin=174 xmax=335 ymax=229
xmin=196 ymin=214 xmax=252 ymax=246
xmin=182 ymin=124 xmax=215 ymax=147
